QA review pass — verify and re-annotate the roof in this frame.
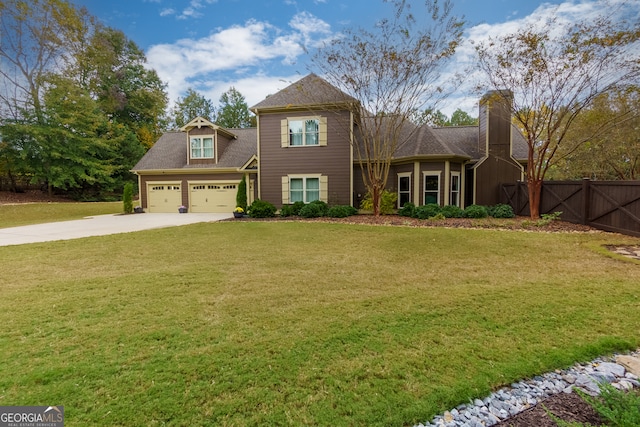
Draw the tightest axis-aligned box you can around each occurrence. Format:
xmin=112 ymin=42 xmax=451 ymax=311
xmin=251 ymin=73 xmax=357 ymax=111
xmin=132 ymin=128 xmax=257 ymax=171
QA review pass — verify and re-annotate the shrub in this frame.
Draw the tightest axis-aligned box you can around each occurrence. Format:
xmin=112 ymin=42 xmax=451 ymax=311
xmin=414 ymin=203 xmax=441 ymax=219
xmin=236 ymin=175 xmax=248 ymax=211
xmin=122 ymin=182 xmax=134 ymax=214
xmin=488 ymin=203 xmax=515 ymax=218
xmin=309 ymin=200 xmax=329 ymax=216
xmin=441 ymin=204 xmax=463 ymax=218
xmin=398 ymin=202 xmax=416 ymax=217
xmin=327 ymin=205 xmax=356 ymax=218
xmin=290 ymin=201 xmax=306 ymax=216
xmin=360 ymin=190 xmax=398 ymax=215
xmin=299 ymin=203 xmax=324 ymax=218
xmin=280 ymin=205 xmax=294 ymax=217
xmin=463 ymin=204 xmax=488 ymax=218
xmin=248 ymin=199 xmax=276 ymax=218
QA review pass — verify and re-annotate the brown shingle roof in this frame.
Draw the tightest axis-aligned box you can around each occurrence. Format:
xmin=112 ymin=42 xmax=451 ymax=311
xmin=132 ymin=128 xmax=257 ymax=171
xmin=251 ymin=73 xmax=357 ymax=111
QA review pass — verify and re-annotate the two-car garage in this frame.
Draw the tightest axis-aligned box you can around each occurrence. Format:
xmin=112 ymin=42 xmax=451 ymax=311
xmin=146 ymin=180 xmax=239 ymax=213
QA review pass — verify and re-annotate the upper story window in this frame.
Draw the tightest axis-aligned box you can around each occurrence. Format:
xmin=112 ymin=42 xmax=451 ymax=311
xmin=191 ymin=136 xmax=214 ymax=158
xmin=289 ymin=119 xmax=319 ymax=146
xmin=280 ymin=116 xmax=327 ymax=147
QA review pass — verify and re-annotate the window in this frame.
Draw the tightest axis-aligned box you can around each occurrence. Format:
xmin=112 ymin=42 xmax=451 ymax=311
xmin=398 ymin=173 xmax=411 ymax=207
xmin=450 ymin=172 xmax=461 ymax=207
xmin=290 ymin=177 xmax=320 ymax=203
xmin=281 ymin=117 xmax=327 ymax=147
xmin=190 ymin=136 xmax=214 ymax=158
xmin=424 ymin=174 xmax=440 ymax=205
xmin=289 ymin=119 xmax=319 ymax=146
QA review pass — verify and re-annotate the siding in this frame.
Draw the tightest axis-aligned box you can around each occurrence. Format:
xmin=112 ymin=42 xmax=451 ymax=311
xmin=259 ymin=110 xmax=353 ymax=206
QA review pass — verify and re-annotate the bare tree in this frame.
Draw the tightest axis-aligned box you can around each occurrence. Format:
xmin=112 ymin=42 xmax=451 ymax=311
xmin=474 ymin=1 xmax=640 ymax=218
xmin=313 ymin=0 xmax=464 ymax=215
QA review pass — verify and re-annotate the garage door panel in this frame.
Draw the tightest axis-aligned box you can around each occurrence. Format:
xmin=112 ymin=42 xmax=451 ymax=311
xmin=190 ymin=183 xmax=238 ymax=213
xmin=148 ymin=184 xmax=182 ymax=213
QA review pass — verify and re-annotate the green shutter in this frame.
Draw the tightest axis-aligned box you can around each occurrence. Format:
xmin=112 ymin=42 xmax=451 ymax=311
xmin=319 ymin=116 xmax=328 ymax=146
xmin=281 ymin=119 xmax=288 ymax=147
xmin=320 ymin=175 xmax=328 ymax=202
xmin=281 ymin=176 xmax=289 ymax=205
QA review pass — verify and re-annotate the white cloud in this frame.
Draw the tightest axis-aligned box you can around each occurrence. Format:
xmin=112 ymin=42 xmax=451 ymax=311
xmin=147 ymin=14 xmax=333 ymax=107
xmin=159 ymin=8 xmax=175 ymax=17
xmin=438 ymin=0 xmax=639 ymax=116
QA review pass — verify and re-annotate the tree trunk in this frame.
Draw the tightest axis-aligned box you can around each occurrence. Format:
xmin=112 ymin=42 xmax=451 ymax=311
xmin=528 ymin=178 xmax=542 ymax=219
xmin=372 ymin=185 xmax=381 ymax=216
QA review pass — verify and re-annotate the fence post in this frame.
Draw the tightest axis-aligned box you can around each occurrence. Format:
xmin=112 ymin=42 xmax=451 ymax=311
xmin=515 ymin=181 xmax=521 ymax=215
xmin=582 ymin=178 xmax=590 ymax=225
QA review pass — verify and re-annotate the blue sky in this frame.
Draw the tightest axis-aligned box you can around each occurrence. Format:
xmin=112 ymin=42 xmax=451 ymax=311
xmin=69 ymin=0 xmax=620 ymax=116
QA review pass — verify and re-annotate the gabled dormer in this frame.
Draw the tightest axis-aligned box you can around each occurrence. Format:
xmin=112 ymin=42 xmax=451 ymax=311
xmin=180 ymin=117 xmax=237 ymax=165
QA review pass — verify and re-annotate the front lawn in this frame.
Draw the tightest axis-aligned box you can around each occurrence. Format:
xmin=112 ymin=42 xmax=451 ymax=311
xmin=0 ymin=222 xmax=638 ymax=426
xmin=0 ymin=202 xmax=121 ymax=228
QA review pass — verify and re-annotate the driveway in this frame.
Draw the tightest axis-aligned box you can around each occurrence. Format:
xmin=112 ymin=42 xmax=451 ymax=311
xmin=0 ymin=213 xmax=232 ymax=247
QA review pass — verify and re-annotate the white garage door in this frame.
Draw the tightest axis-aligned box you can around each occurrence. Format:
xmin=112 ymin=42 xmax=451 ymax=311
xmin=189 ymin=182 xmax=239 ymax=213
xmin=147 ymin=183 xmax=182 ymax=213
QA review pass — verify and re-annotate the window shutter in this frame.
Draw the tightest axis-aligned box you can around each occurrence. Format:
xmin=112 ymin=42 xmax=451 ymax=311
xmin=319 ymin=116 xmax=328 ymax=146
xmin=281 ymin=119 xmax=288 ymax=147
xmin=320 ymin=175 xmax=328 ymax=202
xmin=281 ymin=176 xmax=290 ymax=205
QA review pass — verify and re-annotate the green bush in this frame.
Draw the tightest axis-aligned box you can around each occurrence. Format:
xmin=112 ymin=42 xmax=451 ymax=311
xmin=488 ymin=203 xmax=515 ymax=218
xmin=122 ymin=182 xmax=134 ymax=214
xmin=280 ymin=205 xmax=294 ymax=217
xmin=398 ymin=202 xmax=416 ymax=217
xmin=463 ymin=204 xmax=488 ymax=218
xmin=290 ymin=201 xmax=306 ymax=216
xmin=299 ymin=203 xmax=324 ymax=218
xmin=327 ymin=205 xmax=356 ymax=218
xmin=414 ymin=203 xmax=441 ymax=219
xmin=360 ymin=190 xmax=398 ymax=215
xmin=248 ymin=199 xmax=276 ymax=218
xmin=236 ymin=175 xmax=248 ymax=211
xmin=309 ymin=200 xmax=329 ymax=216
xmin=441 ymin=205 xmax=463 ymax=218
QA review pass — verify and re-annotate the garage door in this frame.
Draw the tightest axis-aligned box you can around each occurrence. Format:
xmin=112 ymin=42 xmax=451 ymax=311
xmin=147 ymin=183 xmax=182 ymax=213
xmin=189 ymin=182 xmax=239 ymax=213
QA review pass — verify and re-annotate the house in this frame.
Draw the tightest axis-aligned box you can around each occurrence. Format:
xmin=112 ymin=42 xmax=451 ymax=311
xmin=132 ymin=74 xmax=527 ymax=212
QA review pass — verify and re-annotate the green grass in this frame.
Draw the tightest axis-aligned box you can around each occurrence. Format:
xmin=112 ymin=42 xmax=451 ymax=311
xmin=0 ymin=222 xmax=639 ymax=426
xmin=0 ymin=202 xmax=121 ymax=228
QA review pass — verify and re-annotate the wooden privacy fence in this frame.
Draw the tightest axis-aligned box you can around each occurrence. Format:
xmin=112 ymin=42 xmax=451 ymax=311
xmin=502 ymin=179 xmax=640 ymax=237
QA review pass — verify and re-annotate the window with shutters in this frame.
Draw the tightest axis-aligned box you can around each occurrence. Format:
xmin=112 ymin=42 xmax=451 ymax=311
xmin=281 ymin=174 xmax=328 ymax=204
xmin=280 ymin=116 xmax=327 ymax=147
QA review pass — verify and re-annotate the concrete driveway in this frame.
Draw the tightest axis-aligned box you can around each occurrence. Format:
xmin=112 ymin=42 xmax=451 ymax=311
xmin=0 ymin=213 xmax=232 ymax=247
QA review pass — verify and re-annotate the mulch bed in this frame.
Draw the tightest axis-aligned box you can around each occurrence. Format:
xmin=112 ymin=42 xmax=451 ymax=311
xmin=493 ymin=392 xmax=605 ymax=427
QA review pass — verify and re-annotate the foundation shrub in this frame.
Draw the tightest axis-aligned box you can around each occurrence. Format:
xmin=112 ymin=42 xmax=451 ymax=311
xmin=248 ymin=199 xmax=277 ymax=218
xmin=463 ymin=204 xmax=489 ymax=218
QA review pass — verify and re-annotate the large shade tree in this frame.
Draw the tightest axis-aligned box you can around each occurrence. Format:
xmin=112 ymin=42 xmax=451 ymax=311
xmin=548 ymin=86 xmax=640 ymax=181
xmin=312 ymin=0 xmax=464 ymax=215
xmin=170 ymin=88 xmax=216 ymax=129
xmin=216 ymin=87 xmax=256 ymax=128
xmin=474 ymin=1 xmax=640 ymax=218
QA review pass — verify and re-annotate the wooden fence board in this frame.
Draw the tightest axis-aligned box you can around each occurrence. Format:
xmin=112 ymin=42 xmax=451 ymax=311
xmin=502 ymin=179 xmax=640 ymax=237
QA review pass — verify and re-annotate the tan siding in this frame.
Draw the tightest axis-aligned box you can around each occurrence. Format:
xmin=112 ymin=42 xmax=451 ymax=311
xmin=259 ymin=110 xmax=352 ymax=207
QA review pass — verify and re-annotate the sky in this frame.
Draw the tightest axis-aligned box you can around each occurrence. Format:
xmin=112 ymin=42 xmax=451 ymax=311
xmin=68 ymin=0 xmax=633 ymax=117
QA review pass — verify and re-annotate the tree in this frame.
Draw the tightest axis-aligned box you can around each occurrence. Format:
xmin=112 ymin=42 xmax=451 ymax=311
xmin=0 ymin=0 xmax=91 ymax=121
xmin=413 ymin=108 xmax=449 ymax=126
xmin=75 ymin=26 xmax=168 ymax=148
xmin=448 ymin=108 xmax=478 ymax=126
xmin=474 ymin=1 xmax=640 ymax=218
xmin=170 ymin=88 xmax=215 ymax=129
xmin=313 ymin=0 xmax=464 ymax=215
xmin=216 ymin=87 xmax=256 ymax=128
xmin=548 ymin=87 xmax=640 ymax=181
